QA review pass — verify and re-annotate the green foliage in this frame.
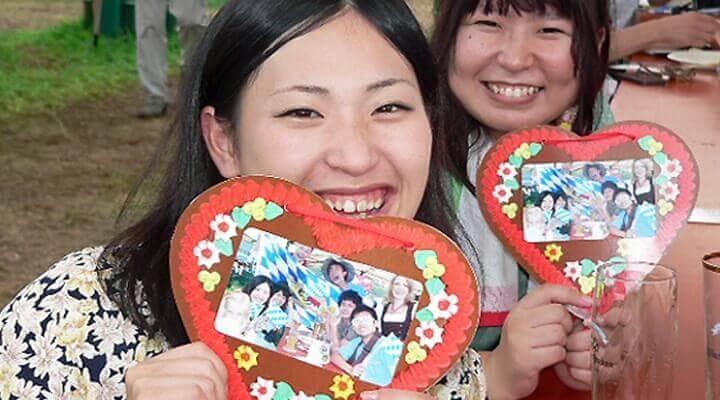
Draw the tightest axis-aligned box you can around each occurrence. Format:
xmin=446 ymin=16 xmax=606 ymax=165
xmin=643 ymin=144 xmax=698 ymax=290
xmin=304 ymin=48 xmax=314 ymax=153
xmin=0 ymin=21 xmax=180 ymax=120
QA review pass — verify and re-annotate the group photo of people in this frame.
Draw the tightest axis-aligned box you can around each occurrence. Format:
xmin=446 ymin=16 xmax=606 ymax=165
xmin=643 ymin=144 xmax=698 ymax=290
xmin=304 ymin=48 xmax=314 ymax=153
xmin=522 ymin=159 xmax=658 ymax=243
xmin=214 ymin=228 xmax=422 ymax=386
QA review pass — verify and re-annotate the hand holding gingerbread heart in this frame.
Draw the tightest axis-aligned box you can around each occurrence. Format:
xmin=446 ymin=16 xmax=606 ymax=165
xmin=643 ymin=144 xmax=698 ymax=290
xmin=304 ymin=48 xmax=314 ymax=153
xmin=170 ymin=176 xmax=480 ymax=400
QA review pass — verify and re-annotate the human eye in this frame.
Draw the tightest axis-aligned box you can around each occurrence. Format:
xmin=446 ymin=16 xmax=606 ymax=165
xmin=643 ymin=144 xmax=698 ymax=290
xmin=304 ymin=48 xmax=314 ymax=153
xmin=274 ymin=108 xmax=323 ymax=119
xmin=472 ymin=18 xmax=501 ymax=30
xmin=538 ymin=20 xmax=573 ymax=36
xmin=373 ymin=103 xmax=412 ymax=115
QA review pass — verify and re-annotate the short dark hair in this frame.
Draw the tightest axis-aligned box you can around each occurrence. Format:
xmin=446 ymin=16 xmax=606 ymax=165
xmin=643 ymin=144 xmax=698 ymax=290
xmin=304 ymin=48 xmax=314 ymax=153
xmin=601 ymin=181 xmax=618 ymax=193
xmin=350 ymin=304 xmax=378 ymax=321
xmin=613 ymin=188 xmax=633 ymax=202
xmin=338 ymin=290 xmax=362 ymax=307
xmin=537 ymin=190 xmax=555 ymax=207
xmin=270 ymin=281 xmax=291 ymax=309
xmin=243 ymin=275 xmax=273 ymax=296
xmin=584 ymin=163 xmax=607 ymax=178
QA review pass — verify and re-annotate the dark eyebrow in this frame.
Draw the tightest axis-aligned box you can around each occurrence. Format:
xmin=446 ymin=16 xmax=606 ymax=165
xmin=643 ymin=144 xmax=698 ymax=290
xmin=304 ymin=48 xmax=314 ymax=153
xmin=271 ymin=85 xmax=330 ymax=96
xmin=366 ymin=78 xmax=416 ymax=92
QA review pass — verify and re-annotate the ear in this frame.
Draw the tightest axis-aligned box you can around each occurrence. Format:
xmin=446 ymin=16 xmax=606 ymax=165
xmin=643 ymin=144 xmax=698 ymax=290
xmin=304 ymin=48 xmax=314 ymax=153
xmin=201 ymin=106 xmax=241 ymax=178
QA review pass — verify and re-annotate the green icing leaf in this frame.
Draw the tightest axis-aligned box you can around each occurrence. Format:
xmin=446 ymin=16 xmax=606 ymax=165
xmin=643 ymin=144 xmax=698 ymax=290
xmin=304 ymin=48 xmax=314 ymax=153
xmin=232 ymin=207 xmax=252 ymax=229
xmin=426 ymin=278 xmax=446 ymax=295
xmin=504 ymin=178 xmax=520 ymax=190
xmin=529 ymin=143 xmax=543 ymax=155
xmin=214 ymin=239 xmax=233 ymax=257
xmin=415 ymin=308 xmax=435 ymax=322
xmin=265 ymin=202 xmax=284 ymax=220
xmin=655 ymin=175 xmax=669 ymax=186
xmin=509 ymin=154 xmax=523 ymax=168
xmin=413 ymin=250 xmax=437 ymax=270
xmin=580 ymin=259 xmax=597 ymax=276
xmin=638 ymin=135 xmax=655 ymax=151
xmin=653 ymin=152 xmax=668 ymax=165
xmin=273 ymin=382 xmax=296 ymax=400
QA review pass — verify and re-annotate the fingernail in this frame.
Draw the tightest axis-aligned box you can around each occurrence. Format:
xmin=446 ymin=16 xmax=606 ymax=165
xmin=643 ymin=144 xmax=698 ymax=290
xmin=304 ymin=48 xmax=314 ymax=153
xmin=361 ymin=391 xmax=378 ymax=400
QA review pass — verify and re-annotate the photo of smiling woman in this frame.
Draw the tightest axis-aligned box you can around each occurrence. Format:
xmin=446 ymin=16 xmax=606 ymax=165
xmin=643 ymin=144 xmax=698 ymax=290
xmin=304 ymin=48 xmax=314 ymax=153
xmin=0 ymin=1 xmax=463 ymax=398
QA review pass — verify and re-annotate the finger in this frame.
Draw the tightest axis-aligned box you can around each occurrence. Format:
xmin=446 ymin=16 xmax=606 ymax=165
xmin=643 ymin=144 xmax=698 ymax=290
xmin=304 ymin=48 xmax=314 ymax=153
xmin=532 ymin=346 xmax=567 ymax=370
xmin=519 ymin=285 xmax=592 ymax=310
xmin=130 ymin=375 xmax=218 ymax=400
xmin=529 ymin=324 xmax=568 ymax=348
xmin=567 ymin=328 xmax=592 ymax=352
xmin=526 ymin=304 xmax=573 ymax=333
xmin=137 ymin=358 xmax=226 ymax=399
xmin=152 ymin=343 xmax=228 ymax=382
xmin=566 ymin=350 xmax=591 ymax=370
xmin=569 ymin=367 xmax=592 ymax=386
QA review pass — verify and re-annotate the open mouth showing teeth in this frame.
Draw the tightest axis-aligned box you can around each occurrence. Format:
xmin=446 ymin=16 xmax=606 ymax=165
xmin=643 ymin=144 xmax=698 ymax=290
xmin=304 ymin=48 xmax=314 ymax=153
xmin=321 ymin=189 xmax=387 ymax=219
xmin=485 ymin=82 xmax=543 ymax=97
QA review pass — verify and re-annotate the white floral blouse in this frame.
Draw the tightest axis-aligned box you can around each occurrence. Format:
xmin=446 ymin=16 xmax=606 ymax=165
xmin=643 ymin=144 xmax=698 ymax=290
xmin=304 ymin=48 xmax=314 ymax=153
xmin=0 ymin=248 xmax=168 ymax=400
xmin=0 ymin=248 xmax=486 ymax=399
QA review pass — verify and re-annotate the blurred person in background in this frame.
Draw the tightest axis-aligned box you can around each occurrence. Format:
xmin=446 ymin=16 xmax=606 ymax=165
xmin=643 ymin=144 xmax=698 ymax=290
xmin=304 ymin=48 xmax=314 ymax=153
xmin=135 ymin=0 xmax=209 ymax=118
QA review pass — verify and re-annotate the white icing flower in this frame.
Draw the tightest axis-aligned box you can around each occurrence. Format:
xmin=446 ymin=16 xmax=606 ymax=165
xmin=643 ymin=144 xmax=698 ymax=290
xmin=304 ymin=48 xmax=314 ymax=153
xmin=497 ymin=162 xmax=518 ymax=180
xmin=415 ymin=320 xmax=444 ymax=349
xmin=429 ymin=292 xmax=459 ymax=320
xmin=712 ymin=322 xmax=720 ymax=337
xmin=193 ymin=240 xmax=220 ymax=269
xmin=492 ymin=184 xmax=513 ymax=204
xmin=563 ymin=262 xmax=582 ymax=283
xmin=250 ymin=377 xmax=276 ymax=400
xmin=659 ymin=181 xmax=680 ymax=202
xmin=660 ymin=159 xmax=682 ymax=179
xmin=210 ymin=214 xmax=237 ymax=242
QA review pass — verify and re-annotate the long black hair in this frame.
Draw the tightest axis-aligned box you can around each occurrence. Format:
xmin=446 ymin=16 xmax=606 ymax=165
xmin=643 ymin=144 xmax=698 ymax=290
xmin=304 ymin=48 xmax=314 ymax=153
xmin=99 ymin=0 xmax=459 ymax=346
xmin=432 ymin=0 xmax=610 ymax=191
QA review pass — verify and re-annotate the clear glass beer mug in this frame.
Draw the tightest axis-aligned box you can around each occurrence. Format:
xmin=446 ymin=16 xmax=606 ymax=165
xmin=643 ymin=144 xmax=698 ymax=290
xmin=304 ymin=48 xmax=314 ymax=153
xmin=591 ymin=261 xmax=678 ymax=400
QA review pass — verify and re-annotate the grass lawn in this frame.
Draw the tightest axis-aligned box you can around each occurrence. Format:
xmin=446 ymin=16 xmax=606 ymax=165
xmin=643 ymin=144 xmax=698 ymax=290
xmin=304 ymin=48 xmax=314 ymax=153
xmin=0 ymin=21 xmax=181 ymax=123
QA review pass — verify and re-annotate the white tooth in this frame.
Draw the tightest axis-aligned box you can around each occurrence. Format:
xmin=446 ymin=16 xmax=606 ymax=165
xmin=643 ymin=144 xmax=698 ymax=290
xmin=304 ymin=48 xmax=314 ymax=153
xmin=334 ymin=200 xmax=344 ymax=211
xmin=513 ymin=88 xmax=522 ymax=97
xmin=521 ymin=87 xmax=528 ymax=96
xmin=375 ymin=198 xmax=383 ymax=209
xmin=325 ymin=199 xmax=334 ymax=209
xmin=357 ymin=200 xmax=367 ymax=212
xmin=343 ymin=200 xmax=356 ymax=213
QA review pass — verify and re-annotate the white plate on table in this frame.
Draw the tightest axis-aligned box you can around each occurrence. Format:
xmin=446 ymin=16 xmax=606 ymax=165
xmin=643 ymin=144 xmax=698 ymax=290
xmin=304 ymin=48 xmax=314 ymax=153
xmin=667 ymin=49 xmax=720 ymax=69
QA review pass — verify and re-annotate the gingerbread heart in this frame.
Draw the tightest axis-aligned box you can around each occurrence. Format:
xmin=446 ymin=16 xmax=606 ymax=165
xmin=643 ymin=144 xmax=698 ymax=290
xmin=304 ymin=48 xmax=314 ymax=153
xmin=476 ymin=122 xmax=698 ymax=295
xmin=170 ymin=176 xmax=480 ymax=399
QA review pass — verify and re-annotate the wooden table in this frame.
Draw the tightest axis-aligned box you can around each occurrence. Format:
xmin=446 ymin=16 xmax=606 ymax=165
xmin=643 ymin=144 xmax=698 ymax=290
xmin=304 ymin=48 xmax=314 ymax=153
xmin=612 ymin=57 xmax=720 ymax=400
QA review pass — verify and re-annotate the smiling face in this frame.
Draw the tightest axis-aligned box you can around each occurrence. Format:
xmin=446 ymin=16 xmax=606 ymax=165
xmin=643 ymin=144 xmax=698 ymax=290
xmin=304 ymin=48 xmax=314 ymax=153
xmin=614 ymin=191 xmax=633 ymax=210
xmin=540 ymin=193 xmax=554 ymax=212
xmin=269 ymin=290 xmax=287 ymax=307
xmin=391 ymin=276 xmax=411 ymax=302
xmin=634 ymin=161 xmax=650 ymax=181
xmin=555 ymin=196 xmax=567 ymax=210
xmin=351 ymin=311 xmax=377 ymax=337
xmin=449 ymin=4 xmax=578 ymax=136
xmin=250 ymin=282 xmax=271 ymax=305
xmin=339 ymin=300 xmax=357 ymax=319
xmin=328 ymin=263 xmax=348 ymax=286
xmin=208 ymin=11 xmax=431 ymax=220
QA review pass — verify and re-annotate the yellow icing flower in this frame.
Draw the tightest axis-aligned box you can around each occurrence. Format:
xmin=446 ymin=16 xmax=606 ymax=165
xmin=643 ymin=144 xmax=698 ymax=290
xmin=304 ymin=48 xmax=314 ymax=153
xmin=544 ymin=244 xmax=563 ymax=262
xmin=234 ymin=345 xmax=259 ymax=371
xmin=198 ymin=270 xmax=222 ymax=292
xmin=578 ymin=275 xmax=596 ymax=295
xmin=242 ymin=197 xmax=268 ymax=221
xmin=405 ymin=341 xmax=428 ymax=364
xmin=329 ymin=374 xmax=355 ymax=400
xmin=658 ymin=199 xmax=674 ymax=216
xmin=502 ymin=203 xmax=518 ymax=219
xmin=514 ymin=143 xmax=532 ymax=159
xmin=648 ymin=140 xmax=664 ymax=156
xmin=423 ymin=257 xmax=446 ymax=280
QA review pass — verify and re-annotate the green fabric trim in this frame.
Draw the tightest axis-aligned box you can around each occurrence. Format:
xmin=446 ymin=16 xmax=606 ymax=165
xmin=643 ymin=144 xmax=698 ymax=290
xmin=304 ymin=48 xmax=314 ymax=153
xmin=450 ymin=174 xmax=464 ymax=211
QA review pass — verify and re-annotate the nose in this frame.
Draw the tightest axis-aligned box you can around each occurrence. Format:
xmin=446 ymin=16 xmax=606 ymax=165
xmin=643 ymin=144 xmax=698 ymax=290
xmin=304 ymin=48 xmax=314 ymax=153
xmin=496 ymin=32 xmax=535 ymax=71
xmin=324 ymin=116 xmax=379 ymax=176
